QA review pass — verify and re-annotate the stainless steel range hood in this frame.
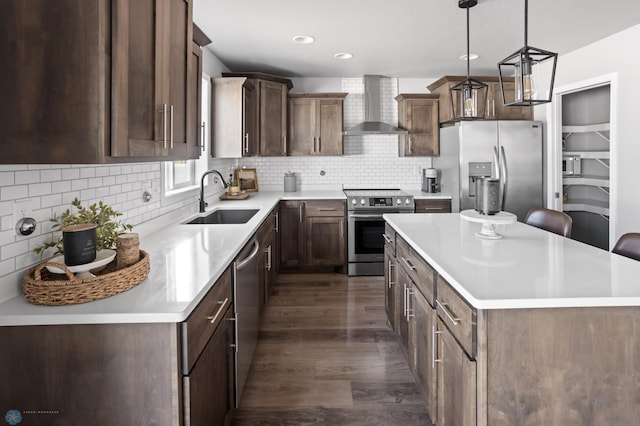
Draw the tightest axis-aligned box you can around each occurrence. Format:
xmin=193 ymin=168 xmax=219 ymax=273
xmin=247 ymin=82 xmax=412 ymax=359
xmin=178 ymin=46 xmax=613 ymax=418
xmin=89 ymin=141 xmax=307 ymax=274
xmin=344 ymin=75 xmax=408 ymax=136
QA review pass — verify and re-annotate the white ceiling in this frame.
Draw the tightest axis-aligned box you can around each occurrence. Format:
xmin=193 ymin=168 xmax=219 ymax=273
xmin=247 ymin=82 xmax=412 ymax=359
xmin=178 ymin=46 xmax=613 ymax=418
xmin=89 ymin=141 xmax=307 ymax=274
xmin=193 ymin=0 xmax=640 ymax=78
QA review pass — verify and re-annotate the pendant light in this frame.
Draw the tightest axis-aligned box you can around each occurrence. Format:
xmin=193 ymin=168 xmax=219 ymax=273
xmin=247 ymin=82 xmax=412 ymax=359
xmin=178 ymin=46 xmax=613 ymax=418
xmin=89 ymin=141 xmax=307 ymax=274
xmin=497 ymin=0 xmax=557 ymax=106
xmin=450 ymin=0 xmax=487 ymax=120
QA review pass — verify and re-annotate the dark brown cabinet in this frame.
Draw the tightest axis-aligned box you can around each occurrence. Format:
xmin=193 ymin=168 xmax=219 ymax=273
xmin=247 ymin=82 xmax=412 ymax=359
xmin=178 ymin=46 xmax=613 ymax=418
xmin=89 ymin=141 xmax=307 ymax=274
xmin=257 ymin=207 xmax=279 ymax=313
xmin=411 ymin=285 xmax=437 ymax=420
xmin=288 ymin=94 xmax=347 ymax=156
xmin=279 ymin=200 xmax=346 ymax=270
xmin=436 ymin=317 xmax=477 ymax=426
xmin=396 ymin=94 xmax=440 ymax=156
xmin=415 ymin=198 xmax=452 ymax=213
xmin=188 ymin=41 xmax=204 ymax=158
xmin=0 ymin=0 xmax=194 ymax=164
xmin=112 ymin=0 xmax=193 ymax=159
xmin=395 ymin=265 xmax=411 ymax=357
xmin=222 ymin=73 xmax=293 ymax=157
xmin=427 ymin=76 xmax=532 ymax=124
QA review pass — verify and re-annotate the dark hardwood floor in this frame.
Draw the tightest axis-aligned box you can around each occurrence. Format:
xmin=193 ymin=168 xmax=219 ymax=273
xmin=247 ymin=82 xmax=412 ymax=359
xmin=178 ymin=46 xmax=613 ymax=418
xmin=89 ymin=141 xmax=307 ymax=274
xmin=232 ymin=273 xmax=433 ymax=426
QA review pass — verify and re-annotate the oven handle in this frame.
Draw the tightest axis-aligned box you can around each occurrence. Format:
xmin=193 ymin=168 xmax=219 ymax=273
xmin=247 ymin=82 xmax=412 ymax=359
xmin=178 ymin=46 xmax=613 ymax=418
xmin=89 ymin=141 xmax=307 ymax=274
xmin=349 ymin=213 xmax=385 ymax=219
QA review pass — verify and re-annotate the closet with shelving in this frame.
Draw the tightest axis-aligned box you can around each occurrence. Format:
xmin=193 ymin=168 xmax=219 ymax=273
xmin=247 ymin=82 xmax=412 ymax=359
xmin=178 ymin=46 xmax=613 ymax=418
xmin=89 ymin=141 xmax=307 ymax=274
xmin=561 ymin=84 xmax=610 ymax=250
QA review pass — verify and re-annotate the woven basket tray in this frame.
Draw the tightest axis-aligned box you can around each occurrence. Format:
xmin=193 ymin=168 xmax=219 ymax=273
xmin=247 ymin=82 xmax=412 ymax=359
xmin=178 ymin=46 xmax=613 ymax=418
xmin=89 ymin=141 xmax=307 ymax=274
xmin=23 ymin=250 xmax=150 ymax=306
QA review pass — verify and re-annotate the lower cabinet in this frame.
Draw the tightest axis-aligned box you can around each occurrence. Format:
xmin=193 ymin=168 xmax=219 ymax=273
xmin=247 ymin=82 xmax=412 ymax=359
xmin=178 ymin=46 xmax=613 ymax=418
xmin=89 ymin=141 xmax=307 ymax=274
xmin=395 ymin=265 xmax=411 ymax=357
xmin=411 ymin=285 xmax=437 ymax=419
xmin=436 ymin=317 xmax=476 ymax=426
xmin=279 ymin=200 xmax=346 ymax=270
xmin=415 ymin=198 xmax=452 ymax=213
xmin=257 ymin=206 xmax=278 ymax=313
xmin=383 ymin=246 xmax=396 ymax=332
xmin=185 ymin=307 xmax=235 ymax=426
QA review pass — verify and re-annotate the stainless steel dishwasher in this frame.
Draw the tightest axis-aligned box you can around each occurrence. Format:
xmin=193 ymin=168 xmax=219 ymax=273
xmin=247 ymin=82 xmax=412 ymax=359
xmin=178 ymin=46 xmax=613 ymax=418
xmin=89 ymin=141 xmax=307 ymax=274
xmin=233 ymin=238 xmax=260 ymax=407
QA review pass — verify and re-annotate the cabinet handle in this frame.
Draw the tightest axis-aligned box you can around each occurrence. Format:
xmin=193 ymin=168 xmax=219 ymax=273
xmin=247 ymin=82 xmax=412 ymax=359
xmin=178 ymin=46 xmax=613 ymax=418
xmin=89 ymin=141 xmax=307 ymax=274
xmin=382 ymin=233 xmax=392 ymax=244
xmin=432 ymin=325 xmax=443 ymax=368
xmin=244 ymin=133 xmax=249 ymax=153
xmin=160 ymin=104 xmax=168 ymax=149
xmin=266 ymin=245 xmax=272 ymax=271
xmin=340 ymin=219 xmax=344 ymax=239
xmin=401 ymin=256 xmax=416 ymax=271
xmin=388 ymin=260 xmax=394 ymax=288
xmin=318 ymin=136 xmax=321 ymax=152
xmin=313 ymin=137 xmax=317 ymax=153
xmin=317 ymin=208 xmax=336 ymax=211
xmin=408 ymin=136 xmax=413 ymax=154
xmin=436 ymin=299 xmax=460 ymax=326
xmin=406 ymin=288 xmax=414 ymax=319
xmin=403 ymin=283 xmax=407 ymax=318
xmin=206 ymin=297 xmax=229 ymax=324
xmin=299 ymin=204 xmax=303 ymax=223
xmin=274 ymin=212 xmax=279 ymax=232
xmin=283 ymin=135 xmax=287 ymax=155
xmin=170 ymin=104 xmax=174 ymax=149
xmin=230 ymin=315 xmax=238 ymax=353
xmin=200 ymin=122 xmax=205 ymax=151
xmin=492 ymin=99 xmax=496 ymax=117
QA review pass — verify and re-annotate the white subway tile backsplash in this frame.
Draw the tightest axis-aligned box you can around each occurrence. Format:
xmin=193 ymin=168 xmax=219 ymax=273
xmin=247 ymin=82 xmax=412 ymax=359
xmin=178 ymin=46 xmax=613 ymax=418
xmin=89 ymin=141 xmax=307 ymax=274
xmin=29 ymin=182 xmax=52 ymax=197
xmin=1 ymin=185 xmax=28 ymax=201
xmin=15 ymin=171 xmax=40 ymax=185
xmin=80 ymin=168 xmax=96 ymax=179
xmin=61 ymin=169 xmax=80 ymax=180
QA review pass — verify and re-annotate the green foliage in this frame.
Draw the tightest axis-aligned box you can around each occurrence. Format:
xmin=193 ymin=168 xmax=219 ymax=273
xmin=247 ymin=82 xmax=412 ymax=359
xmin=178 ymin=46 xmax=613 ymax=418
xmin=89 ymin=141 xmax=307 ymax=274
xmin=34 ymin=198 xmax=133 ymax=256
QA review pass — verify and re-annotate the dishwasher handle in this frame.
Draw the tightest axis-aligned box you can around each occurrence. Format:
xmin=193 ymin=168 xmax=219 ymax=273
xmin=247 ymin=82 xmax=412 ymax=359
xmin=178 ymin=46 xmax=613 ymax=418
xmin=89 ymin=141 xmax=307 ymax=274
xmin=235 ymin=239 xmax=260 ymax=271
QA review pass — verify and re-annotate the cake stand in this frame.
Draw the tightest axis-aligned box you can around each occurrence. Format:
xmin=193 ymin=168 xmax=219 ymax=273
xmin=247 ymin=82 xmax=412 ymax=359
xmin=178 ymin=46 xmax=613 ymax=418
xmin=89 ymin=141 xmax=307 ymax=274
xmin=460 ymin=210 xmax=517 ymax=240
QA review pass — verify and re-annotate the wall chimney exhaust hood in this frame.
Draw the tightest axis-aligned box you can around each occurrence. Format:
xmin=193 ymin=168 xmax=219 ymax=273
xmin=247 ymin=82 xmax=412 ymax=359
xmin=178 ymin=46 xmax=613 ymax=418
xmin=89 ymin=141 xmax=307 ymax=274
xmin=344 ymin=75 xmax=408 ymax=136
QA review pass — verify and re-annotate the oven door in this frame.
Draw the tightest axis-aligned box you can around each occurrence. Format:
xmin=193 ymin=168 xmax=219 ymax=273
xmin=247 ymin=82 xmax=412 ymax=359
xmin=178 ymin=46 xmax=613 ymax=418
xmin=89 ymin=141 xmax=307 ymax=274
xmin=347 ymin=212 xmax=386 ymax=263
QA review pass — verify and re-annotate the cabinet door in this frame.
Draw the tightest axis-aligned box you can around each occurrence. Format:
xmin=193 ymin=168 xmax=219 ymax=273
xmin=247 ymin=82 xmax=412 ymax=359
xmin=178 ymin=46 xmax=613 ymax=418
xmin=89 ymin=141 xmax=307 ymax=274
xmin=112 ymin=0 xmax=168 ymax=158
xmin=187 ymin=41 xmax=203 ymax=159
xmin=317 ymin=99 xmax=343 ymax=155
xmin=486 ymin=82 xmax=532 ymax=120
xmin=305 ymin=216 xmax=345 ymax=266
xmin=186 ymin=307 xmax=234 ymax=426
xmin=395 ymin=266 xmax=411 ymax=357
xmin=288 ymin=98 xmax=315 ymax=156
xmin=437 ymin=318 xmax=477 ymax=426
xmin=166 ymin=0 xmax=192 ymax=158
xmin=243 ymin=84 xmax=258 ymax=157
xmin=258 ymin=81 xmax=287 ymax=156
xmin=400 ymin=99 xmax=439 ymax=156
xmin=412 ymin=288 xmax=437 ymax=421
xmin=279 ymin=201 xmax=305 ymax=268
xmin=384 ymin=247 xmax=397 ymax=332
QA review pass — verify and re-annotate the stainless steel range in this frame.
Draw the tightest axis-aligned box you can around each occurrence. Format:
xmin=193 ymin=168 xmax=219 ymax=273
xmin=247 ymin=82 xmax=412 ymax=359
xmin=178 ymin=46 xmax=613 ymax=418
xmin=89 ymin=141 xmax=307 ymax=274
xmin=344 ymin=189 xmax=415 ymax=276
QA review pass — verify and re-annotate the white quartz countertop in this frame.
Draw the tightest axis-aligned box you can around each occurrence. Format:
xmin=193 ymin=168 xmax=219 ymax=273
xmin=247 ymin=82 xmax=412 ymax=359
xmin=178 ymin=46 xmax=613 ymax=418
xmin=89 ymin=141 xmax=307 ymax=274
xmin=384 ymin=213 xmax=640 ymax=309
xmin=0 ymin=190 xmax=345 ymax=326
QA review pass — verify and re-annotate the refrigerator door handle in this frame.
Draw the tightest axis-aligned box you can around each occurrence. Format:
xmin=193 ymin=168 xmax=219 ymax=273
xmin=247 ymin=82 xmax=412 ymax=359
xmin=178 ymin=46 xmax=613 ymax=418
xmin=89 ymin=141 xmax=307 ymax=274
xmin=500 ymin=146 xmax=508 ymax=210
xmin=492 ymin=146 xmax=501 ymax=180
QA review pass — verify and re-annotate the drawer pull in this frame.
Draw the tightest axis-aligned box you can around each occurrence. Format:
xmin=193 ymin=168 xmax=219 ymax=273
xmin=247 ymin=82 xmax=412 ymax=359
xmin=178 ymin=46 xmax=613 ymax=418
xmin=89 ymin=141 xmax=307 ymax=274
xmin=207 ymin=298 xmax=229 ymax=324
xmin=436 ymin=299 xmax=460 ymax=326
xmin=401 ymin=257 xmax=416 ymax=271
xmin=387 ymin=260 xmax=394 ymax=288
xmin=317 ymin=208 xmax=336 ymax=211
xmin=406 ymin=288 xmax=414 ymax=319
xmin=382 ymin=233 xmax=393 ymax=244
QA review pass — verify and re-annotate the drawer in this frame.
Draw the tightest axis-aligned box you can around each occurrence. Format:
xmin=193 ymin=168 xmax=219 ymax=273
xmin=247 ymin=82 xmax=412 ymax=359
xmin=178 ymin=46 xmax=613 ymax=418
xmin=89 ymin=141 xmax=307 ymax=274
xmin=396 ymin=236 xmax=435 ymax=306
xmin=436 ymin=275 xmax=476 ymax=357
xmin=181 ymin=267 xmax=232 ymax=374
xmin=305 ymin=200 xmax=345 ymax=217
xmin=383 ymin=222 xmax=396 ymax=254
xmin=415 ymin=198 xmax=451 ymax=213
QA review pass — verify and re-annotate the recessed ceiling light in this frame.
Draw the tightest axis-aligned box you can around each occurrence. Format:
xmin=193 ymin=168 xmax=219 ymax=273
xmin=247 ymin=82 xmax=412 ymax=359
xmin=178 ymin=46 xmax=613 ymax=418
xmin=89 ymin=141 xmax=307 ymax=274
xmin=293 ymin=35 xmax=315 ymax=44
xmin=334 ymin=52 xmax=353 ymax=60
xmin=460 ymin=53 xmax=480 ymax=61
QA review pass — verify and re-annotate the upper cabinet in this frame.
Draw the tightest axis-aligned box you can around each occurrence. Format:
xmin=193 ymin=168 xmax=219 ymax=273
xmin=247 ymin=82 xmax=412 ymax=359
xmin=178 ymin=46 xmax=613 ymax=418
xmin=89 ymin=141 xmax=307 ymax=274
xmin=222 ymin=73 xmax=293 ymax=157
xmin=0 ymin=0 xmax=195 ymax=164
xmin=427 ymin=76 xmax=532 ymax=124
xmin=212 ymin=77 xmax=257 ymax=158
xmin=288 ymin=93 xmax=347 ymax=156
xmin=395 ymin=94 xmax=440 ymax=157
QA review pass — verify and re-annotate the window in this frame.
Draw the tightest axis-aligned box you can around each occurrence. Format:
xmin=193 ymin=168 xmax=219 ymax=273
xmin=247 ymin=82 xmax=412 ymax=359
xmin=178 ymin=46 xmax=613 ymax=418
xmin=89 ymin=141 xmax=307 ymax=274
xmin=164 ymin=74 xmax=211 ymax=194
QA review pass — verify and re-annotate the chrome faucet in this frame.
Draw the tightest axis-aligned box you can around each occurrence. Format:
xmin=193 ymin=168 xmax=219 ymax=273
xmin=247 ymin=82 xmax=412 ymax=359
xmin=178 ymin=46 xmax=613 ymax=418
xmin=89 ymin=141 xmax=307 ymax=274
xmin=199 ymin=169 xmax=228 ymax=213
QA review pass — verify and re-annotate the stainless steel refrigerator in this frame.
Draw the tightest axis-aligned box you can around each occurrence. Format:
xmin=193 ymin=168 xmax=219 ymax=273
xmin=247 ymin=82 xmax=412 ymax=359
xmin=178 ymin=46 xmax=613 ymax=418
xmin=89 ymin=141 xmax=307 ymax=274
xmin=434 ymin=120 xmax=543 ymax=221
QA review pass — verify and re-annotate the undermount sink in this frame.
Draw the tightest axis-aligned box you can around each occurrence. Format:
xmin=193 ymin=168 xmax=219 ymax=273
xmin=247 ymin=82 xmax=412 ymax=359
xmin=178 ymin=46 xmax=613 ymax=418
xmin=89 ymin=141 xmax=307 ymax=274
xmin=186 ymin=208 xmax=259 ymax=225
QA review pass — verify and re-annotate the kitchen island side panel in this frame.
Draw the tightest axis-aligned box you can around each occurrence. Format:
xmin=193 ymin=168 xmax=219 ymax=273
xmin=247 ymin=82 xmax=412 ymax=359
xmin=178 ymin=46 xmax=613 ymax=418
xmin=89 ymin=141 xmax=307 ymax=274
xmin=0 ymin=323 xmax=182 ymax=425
xmin=485 ymin=307 xmax=640 ymax=425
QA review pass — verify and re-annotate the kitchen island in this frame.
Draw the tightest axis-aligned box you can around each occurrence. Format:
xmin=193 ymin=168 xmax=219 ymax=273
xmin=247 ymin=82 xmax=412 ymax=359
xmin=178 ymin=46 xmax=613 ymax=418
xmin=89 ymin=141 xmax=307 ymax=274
xmin=384 ymin=212 xmax=640 ymax=425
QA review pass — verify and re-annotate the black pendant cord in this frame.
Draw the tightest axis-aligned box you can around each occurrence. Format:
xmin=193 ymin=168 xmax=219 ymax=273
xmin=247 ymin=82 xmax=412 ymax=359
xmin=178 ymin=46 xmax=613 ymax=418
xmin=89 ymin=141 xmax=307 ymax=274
xmin=524 ymin=0 xmax=528 ymax=48
xmin=466 ymin=6 xmax=471 ymax=78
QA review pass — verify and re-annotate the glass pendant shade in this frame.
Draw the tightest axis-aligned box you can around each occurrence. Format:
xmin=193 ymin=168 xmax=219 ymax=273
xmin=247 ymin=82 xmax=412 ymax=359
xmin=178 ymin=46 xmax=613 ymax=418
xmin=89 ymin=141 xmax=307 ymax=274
xmin=450 ymin=1 xmax=487 ymax=120
xmin=497 ymin=0 xmax=557 ymax=106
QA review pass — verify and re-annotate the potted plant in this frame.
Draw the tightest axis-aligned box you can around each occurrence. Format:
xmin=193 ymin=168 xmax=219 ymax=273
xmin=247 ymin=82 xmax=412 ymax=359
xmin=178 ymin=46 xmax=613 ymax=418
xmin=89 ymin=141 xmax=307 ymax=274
xmin=34 ymin=198 xmax=133 ymax=257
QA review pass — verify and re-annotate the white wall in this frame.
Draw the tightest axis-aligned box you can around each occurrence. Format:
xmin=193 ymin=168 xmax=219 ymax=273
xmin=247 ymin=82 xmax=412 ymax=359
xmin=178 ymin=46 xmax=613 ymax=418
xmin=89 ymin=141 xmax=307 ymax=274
xmin=539 ymin=23 xmax=640 ymax=240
